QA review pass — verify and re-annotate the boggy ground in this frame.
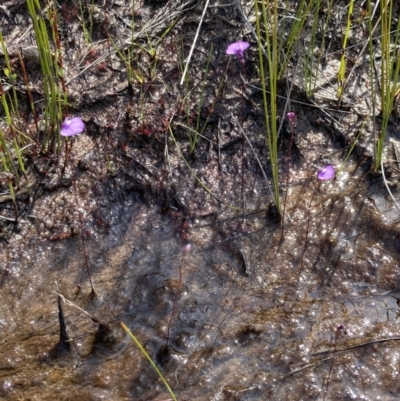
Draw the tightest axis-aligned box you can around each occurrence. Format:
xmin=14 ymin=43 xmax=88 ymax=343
xmin=1 ymin=1 xmax=400 ymax=400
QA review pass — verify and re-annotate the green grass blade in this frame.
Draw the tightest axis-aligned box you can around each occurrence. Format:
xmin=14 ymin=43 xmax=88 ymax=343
xmin=120 ymin=322 xmax=178 ymax=401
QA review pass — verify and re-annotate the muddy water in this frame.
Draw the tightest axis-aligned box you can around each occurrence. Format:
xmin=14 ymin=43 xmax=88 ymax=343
xmin=2 ymin=147 xmax=400 ymax=401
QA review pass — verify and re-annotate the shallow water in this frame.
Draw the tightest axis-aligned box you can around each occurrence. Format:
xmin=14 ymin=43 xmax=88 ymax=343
xmin=2 ymin=148 xmax=400 ymax=401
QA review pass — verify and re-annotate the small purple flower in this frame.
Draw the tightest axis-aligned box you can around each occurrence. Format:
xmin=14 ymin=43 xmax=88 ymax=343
xmin=226 ymin=41 xmax=250 ymax=63
xmin=60 ymin=116 xmax=85 ymax=137
xmin=182 ymin=244 xmax=191 ymax=255
xmin=286 ymin=112 xmax=296 ymax=121
xmin=317 ymin=164 xmax=335 ymax=181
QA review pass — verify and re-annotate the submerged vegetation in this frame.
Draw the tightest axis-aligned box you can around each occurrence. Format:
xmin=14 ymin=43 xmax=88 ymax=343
xmin=1 ymin=0 xmax=400 ymax=400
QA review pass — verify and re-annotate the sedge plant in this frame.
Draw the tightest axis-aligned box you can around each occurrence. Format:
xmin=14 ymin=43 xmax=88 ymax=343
xmin=78 ymin=0 xmax=95 ymax=45
xmin=254 ymin=0 xmax=281 ymax=215
xmin=277 ymin=0 xmax=316 ymax=82
xmin=302 ymin=0 xmax=335 ymax=96
xmin=26 ymin=0 xmax=64 ymax=153
xmin=372 ymin=0 xmax=400 ymax=170
xmin=0 ymin=131 xmax=17 ymax=217
xmin=0 ymin=79 xmax=25 ymax=191
xmin=337 ymin=0 xmax=355 ymax=99
xmin=0 ymin=31 xmax=27 ymax=186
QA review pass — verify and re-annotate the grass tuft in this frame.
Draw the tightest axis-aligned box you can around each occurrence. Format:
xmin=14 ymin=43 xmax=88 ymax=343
xmin=255 ymin=0 xmax=280 ymax=214
xmin=26 ymin=0 xmax=63 ymax=152
xmin=374 ymin=0 xmax=400 ymax=170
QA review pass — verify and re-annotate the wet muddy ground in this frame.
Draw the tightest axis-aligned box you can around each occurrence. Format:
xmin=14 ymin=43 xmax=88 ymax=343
xmin=1 ymin=1 xmax=400 ymax=400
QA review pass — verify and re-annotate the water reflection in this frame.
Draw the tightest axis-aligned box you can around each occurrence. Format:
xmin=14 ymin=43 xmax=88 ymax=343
xmin=2 ymin=159 xmax=400 ymax=401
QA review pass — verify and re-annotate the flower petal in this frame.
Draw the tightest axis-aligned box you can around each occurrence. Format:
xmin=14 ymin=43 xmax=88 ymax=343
xmin=317 ymin=165 xmax=335 ymax=181
xmin=286 ymin=111 xmax=296 ymax=121
xmin=60 ymin=117 xmax=85 ymax=137
xmin=226 ymin=43 xmax=239 ymax=55
xmin=226 ymin=41 xmax=250 ymax=56
xmin=236 ymin=41 xmax=250 ymax=52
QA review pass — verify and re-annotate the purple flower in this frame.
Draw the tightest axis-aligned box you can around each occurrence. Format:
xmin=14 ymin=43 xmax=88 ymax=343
xmin=60 ymin=116 xmax=85 ymax=137
xmin=286 ymin=112 xmax=296 ymax=121
xmin=226 ymin=41 xmax=250 ymax=63
xmin=182 ymin=244 xmax=191 ymax=255
xmin=317 ymin=165 xmax=335 ymax=181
